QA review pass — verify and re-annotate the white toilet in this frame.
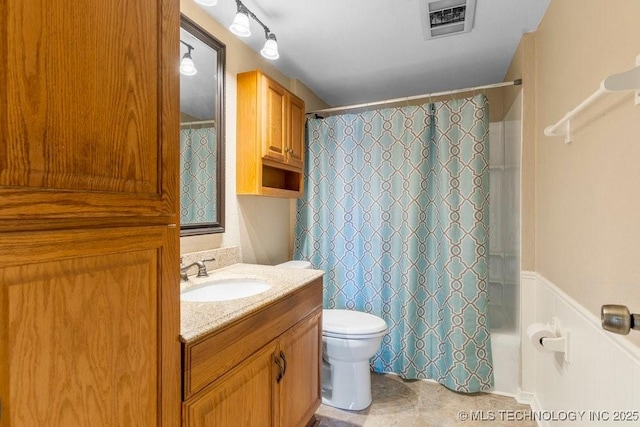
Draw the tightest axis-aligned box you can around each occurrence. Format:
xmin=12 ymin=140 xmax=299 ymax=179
xmin=276 ymin=260 xmax=388 ymax=411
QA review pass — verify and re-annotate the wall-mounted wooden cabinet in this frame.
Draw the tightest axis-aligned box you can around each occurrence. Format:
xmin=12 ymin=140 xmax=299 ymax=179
xmin=237 ymin=70 xmax=306 ymax=198
xmin=182 ymin=280 xmax=322 ymax=427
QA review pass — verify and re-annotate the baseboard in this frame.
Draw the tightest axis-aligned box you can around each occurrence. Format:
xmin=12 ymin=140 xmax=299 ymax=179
xmin=487 ymin=389 xmax=518 ymax=399
xmin=514 ymin=388 xmax=534 ymax=405
xmin=528 ymin=393 xmax=550 ymax=427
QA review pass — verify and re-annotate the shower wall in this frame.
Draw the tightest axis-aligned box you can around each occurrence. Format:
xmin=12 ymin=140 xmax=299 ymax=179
xmin=488 ymin=91 xmax=522 ymax=395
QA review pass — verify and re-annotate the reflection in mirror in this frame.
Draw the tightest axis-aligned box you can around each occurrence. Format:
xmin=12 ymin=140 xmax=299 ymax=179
xmin=180 ymin=15 xmax=225 ymax=235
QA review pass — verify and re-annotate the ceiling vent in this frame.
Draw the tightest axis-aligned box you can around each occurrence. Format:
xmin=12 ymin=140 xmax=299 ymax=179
xmin=420 ymin=0 xmax=476 ymax=40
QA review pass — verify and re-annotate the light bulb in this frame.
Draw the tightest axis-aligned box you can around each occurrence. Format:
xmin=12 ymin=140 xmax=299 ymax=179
xmin=180 ymin=53 xmax=197 ymax=76
xmin=194 ymin=0 xmax=217 ymax=5
xmin=261 ymin=35 xmax=279 ymax=60
xmin=229 ymin=12 xmax=251 ymax=37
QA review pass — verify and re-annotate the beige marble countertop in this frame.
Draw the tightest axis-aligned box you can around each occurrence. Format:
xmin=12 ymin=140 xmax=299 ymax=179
xmin=180 ymin=263 xmax=324 ymax=343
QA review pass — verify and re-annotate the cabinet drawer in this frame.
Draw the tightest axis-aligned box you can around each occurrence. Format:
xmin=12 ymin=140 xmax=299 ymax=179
xmin=183 ymin=278 xmax=322 ymax=399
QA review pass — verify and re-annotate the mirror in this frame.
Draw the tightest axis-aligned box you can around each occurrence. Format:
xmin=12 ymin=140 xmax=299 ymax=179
xmin=179 ymin=15 xmax=225 ymax=235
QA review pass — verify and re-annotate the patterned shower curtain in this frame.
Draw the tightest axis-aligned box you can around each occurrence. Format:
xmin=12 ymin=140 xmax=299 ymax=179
xmin=180 ymin=125 xmax=217 ymax=224
xmin=294 ymin=94 xmax=493 ymax=392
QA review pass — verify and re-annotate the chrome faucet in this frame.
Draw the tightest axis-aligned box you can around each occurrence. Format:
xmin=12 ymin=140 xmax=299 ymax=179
xmin=180 ymin=257 xmax=216 ymax=281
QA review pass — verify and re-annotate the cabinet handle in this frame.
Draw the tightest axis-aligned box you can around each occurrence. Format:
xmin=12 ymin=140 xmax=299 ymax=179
xmin=275 ymin=355 xmax=284 ymax=383
xmin=279 ymin=350 xmax=287 ymax=378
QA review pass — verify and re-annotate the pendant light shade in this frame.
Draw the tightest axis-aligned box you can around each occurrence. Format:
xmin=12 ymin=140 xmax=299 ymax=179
xmin=180 ymin=50 xmax=197 ymax=76
xmin=261 ymin=34 xmax=279 ymax=60
xmin=194 ymin=0 xmax=217 ymax=6
xmin=229 ymin=11 xmax=251 ymax=37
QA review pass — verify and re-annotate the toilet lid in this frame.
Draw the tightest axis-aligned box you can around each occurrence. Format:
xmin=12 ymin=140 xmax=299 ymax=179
xmin=322 ymin=309 xmax=387 ymax=336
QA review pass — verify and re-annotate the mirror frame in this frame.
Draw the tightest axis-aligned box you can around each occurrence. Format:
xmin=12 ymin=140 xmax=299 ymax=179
xmin=180 ymin=14 xmax=226 ymax=236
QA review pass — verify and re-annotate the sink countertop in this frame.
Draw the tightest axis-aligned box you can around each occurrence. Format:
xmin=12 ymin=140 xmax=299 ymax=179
xmin=180 ymin=263 xmax=324 ymax=343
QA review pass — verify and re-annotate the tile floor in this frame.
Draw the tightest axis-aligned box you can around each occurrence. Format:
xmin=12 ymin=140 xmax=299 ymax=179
xmin=315 ymin=373 xmax=536 ymax=427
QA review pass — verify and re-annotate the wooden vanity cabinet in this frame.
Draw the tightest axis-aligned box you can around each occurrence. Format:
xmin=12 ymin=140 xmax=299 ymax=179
xmin=182 ymin=279 xmax=323 ymax=427
xmin=237 ymin=70 xmax=306 ymax=198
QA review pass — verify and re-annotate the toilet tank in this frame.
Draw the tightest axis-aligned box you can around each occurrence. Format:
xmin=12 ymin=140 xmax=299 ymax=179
xmin=275 ymin=260 xmax=313 ymax=269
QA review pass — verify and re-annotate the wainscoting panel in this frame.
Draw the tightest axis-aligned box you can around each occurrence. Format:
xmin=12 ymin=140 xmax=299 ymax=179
xmin=520 ymin=272 xmax=640 ymax=426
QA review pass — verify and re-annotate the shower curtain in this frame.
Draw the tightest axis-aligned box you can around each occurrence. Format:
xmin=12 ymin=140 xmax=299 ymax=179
xmin=180 ymin=125 xmax=217 ymax=224
xmin=294 ymin=95 xmax=493 ymax=392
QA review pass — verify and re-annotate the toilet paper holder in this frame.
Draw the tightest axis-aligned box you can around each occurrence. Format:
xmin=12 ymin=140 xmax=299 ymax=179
xmin=545 ymin=318 xmax=570 ymax=363
xmin=601 ymin=304 xmax=640 ymax=335
xmin=527 ymin=318 xmax=571 ymax=363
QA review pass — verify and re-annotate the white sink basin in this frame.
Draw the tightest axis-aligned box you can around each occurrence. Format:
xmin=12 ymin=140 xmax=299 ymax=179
xmin=181 ymin=278 xmax=272 ymax=302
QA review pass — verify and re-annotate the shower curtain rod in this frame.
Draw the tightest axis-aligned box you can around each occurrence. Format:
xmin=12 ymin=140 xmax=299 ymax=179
xmin=180 ymin=119 xmax=217 ymax=127
xmin=309 ymin=79 xmax=522 ymax=116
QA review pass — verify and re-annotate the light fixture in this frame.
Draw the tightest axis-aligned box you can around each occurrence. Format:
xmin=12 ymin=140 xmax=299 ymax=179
xmin=229 ymin=3 xmax=251 ymax=37
xmin=180 ymin=41 xmax=197 ymax=76
xmin=194 ymin=0 xmax=217 ymax=6
xmin=228 ymin=0 xmax=280 ymax=60
xmin=260 ymin=33 xmax=279 ymax=60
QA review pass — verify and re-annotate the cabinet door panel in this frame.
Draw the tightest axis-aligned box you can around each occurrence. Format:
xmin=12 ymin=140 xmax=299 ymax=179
xmin=184 ymin=344 xmax=278 ymax=427
xmin=261 ymin=77 xmax=287 ymax=163
xmin=0 ymin=226 xmax=180 ymax=427
xmin=279 ymin=310 xmax=322 ymax=427
xmin=287 ymin=95 xmax=305 ymax=170
xmin=0 ymin=0 xmax=178 ymax=230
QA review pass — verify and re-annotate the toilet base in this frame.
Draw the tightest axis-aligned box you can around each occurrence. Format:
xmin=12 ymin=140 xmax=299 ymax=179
xmin=321 ymin=358 xmax=372 ymax=411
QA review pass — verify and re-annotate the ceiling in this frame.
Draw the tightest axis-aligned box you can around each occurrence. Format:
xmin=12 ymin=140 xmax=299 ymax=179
xmin=198 ymin=0 xmax=551 ymax=107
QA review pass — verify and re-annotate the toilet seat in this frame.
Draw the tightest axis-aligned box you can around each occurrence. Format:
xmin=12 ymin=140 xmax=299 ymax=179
xmin=323 ymin=330 xmax=387 ymax=340
xmin=322 ymin=309 xmax=388 ymax=339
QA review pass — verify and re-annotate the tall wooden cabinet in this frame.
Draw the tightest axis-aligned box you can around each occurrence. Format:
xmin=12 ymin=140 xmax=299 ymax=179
xmin=0 ymin=1 xmax=181 ymax=426
xmin=237 ymin=70 xmax=306 ymax=198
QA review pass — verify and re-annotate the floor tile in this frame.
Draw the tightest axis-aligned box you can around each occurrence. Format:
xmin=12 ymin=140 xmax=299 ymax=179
xmin=316 ymin=373 xmax=535 ymax=426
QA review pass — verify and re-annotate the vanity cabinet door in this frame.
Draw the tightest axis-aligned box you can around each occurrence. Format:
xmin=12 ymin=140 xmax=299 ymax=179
xmin=184 ymin=343 xmax=279 ymax=427
xmin=278 ymin=309 xmax=322 ymax=427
